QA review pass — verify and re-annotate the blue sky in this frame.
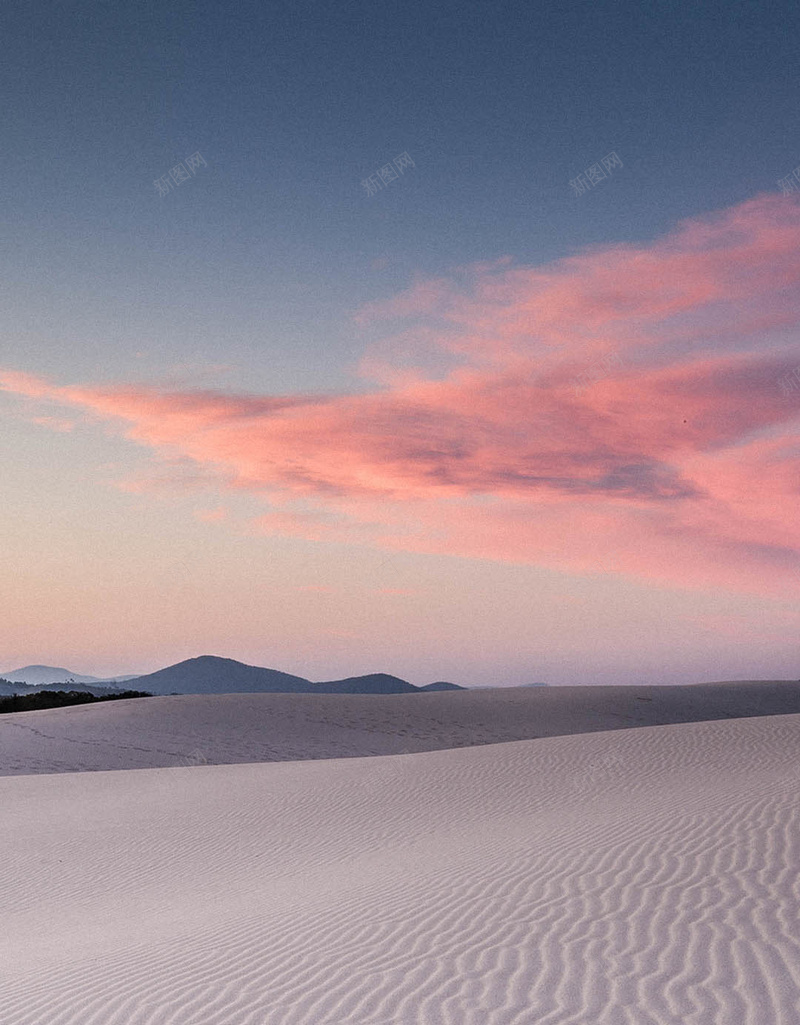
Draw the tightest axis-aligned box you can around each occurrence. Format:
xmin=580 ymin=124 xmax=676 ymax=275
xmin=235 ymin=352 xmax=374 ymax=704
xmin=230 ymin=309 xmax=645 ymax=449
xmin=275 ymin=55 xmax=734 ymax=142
xmin=5 ymin=0 xmax=798 ymax=391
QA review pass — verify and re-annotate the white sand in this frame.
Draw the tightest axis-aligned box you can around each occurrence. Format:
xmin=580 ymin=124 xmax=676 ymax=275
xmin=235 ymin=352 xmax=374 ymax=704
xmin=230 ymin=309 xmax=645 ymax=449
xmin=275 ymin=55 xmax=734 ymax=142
xmin=1 ymin=712 xmax=798 ymax=1024
xmin=1 ymin=681 xmax=800 ymax=775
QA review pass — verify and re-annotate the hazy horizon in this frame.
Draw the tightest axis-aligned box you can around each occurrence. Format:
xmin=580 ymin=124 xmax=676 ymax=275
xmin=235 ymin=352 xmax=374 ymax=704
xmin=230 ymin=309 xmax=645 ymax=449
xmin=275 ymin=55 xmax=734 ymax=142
xmin=2 ymin=653 xmax=797 ymax=691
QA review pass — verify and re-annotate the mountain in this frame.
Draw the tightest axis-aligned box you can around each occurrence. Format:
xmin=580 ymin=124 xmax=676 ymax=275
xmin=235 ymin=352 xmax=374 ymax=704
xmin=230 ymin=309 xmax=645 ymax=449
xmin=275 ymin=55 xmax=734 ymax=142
xmin=419 ymin=681 xmax=465 ymax=692
xmin=130 ymin=656 xmax=313 ymax=695
xmin=0 ymin=665 xmax=103 ymax=686
xmin=314 ymin=673 xmax=419 ymax=694
xmin=124 ymin=656 xmax=464 ymax=695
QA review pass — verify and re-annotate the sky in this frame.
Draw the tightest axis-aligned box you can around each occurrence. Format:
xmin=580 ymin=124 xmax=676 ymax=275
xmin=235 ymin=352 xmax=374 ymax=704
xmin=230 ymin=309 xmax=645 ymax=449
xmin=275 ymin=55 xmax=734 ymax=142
xmin=1 ymin=0 xmax=799 ymax=687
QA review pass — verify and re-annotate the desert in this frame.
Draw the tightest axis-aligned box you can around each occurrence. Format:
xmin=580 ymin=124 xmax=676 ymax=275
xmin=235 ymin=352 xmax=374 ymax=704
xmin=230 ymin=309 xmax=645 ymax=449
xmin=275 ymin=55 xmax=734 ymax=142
xmin=0 ymin=683 xmax=798 ymax=1023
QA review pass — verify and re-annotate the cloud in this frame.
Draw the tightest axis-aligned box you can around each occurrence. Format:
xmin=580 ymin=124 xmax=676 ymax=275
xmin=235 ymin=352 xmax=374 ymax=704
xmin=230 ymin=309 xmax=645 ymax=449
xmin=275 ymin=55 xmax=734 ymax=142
xmin=2 ymin=194 xmax=799 ymax=595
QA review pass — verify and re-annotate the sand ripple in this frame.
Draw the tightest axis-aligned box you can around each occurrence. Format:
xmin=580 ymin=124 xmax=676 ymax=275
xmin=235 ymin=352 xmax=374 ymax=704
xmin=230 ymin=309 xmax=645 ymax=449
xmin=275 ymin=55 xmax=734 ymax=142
xmin=0 ymin=714 xmax=798 ymax=1023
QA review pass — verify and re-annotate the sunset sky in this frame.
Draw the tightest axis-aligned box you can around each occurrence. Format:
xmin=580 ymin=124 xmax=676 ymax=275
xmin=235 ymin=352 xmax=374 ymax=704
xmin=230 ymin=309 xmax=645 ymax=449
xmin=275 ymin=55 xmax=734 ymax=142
xmin=1 ymin=0 xmax=799 ymax=686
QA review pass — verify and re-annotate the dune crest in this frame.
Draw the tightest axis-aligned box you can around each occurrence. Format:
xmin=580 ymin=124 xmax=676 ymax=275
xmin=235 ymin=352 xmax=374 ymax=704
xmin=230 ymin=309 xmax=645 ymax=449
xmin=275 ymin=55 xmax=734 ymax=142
xmin=1 ymin=681 xmax=800 ymax=775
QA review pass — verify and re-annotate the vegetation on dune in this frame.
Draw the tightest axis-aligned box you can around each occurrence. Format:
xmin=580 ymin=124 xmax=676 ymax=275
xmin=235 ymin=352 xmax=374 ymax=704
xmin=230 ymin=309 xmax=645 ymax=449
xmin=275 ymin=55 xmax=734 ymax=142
xmin=0 ymin=688 xmax=152 ymax=714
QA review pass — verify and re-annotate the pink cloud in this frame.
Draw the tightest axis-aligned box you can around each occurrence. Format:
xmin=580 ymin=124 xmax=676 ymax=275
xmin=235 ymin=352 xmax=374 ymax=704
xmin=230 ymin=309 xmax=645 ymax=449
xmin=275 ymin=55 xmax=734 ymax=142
xmin=2 ymin=194 xmax=799 ymax=595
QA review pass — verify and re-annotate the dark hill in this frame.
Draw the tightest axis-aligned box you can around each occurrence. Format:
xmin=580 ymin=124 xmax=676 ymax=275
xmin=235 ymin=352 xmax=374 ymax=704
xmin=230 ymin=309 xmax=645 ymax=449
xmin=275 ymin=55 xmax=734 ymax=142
xmin=314 ymin=673 xmax=419 ymax=694
xmin=131 ymin=656 xmax=313 ymax=695
xmin=419 ymin=681 xmax=465 ymax=692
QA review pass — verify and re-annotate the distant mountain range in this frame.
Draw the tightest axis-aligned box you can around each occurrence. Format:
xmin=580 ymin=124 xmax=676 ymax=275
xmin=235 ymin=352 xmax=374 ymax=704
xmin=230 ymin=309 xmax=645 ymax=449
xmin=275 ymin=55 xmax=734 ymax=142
xmin=128 ymin=657 xmax=466 ymax=695
xmin=0 ymin=657 xmax=468 ymax=696
xmin=0 ymin=665 xmax=139 ymax=687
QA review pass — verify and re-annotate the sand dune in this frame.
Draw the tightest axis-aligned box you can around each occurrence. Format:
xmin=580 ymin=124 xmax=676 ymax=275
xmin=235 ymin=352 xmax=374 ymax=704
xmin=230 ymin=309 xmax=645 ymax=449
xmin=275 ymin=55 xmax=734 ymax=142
xmin=1 ymin=680 xmax=799 ymax=775
xmin=0 ymin=713 xmax=798 ymax=1023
